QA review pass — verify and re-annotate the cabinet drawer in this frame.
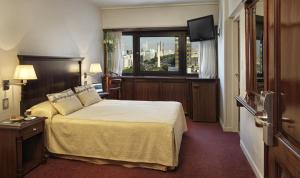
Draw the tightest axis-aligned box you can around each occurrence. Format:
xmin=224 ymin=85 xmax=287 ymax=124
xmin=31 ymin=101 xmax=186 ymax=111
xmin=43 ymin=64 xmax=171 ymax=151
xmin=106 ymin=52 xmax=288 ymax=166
xmin=21 ymin=123 xmax=43 ymax=139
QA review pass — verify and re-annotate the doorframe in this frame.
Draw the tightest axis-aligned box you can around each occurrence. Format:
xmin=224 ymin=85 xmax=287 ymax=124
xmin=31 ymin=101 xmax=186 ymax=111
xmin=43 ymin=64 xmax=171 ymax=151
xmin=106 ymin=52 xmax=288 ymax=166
xmin=230 ymin=4 xmax=244 ymax=133
xmin=232 ymin=17 xmax=241 ymax=132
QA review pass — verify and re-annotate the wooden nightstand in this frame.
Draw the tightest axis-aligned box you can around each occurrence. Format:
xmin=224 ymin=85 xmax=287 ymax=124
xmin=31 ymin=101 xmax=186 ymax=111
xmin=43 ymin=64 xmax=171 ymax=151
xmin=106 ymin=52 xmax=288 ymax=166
xmin=0 ymin=117 xmax=46 ymax=178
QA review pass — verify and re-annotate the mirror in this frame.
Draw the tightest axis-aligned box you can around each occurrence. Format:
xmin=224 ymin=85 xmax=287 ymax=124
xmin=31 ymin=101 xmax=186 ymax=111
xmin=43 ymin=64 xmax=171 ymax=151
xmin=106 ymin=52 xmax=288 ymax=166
xmin=254 ymin=0 xmax=264 ymax=93
xmin=244 ymin=0 xmax=265 ymax=94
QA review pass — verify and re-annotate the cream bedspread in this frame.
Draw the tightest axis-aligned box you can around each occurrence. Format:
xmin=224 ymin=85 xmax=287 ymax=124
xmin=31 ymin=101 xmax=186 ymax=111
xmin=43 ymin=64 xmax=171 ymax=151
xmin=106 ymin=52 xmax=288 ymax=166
xmin=45 ymin=100 xmax=187 ymax=169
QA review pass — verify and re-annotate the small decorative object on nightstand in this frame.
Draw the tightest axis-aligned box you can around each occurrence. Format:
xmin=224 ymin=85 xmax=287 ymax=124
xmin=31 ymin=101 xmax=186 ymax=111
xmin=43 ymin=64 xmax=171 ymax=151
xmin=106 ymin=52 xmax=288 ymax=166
xmin=0 ymin=117 xmax=46 ymax=178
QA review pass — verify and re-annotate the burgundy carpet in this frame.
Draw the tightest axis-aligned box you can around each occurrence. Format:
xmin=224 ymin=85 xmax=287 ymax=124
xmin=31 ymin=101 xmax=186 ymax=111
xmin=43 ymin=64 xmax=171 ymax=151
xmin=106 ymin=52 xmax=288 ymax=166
xmin=26 ymin=119 xmax=255 ymax=178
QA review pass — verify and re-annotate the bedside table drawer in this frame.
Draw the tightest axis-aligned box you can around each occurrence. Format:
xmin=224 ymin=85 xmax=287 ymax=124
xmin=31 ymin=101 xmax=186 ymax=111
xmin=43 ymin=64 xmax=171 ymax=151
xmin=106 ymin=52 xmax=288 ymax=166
xmin=21 ymin=122 xmax=43 ymax=140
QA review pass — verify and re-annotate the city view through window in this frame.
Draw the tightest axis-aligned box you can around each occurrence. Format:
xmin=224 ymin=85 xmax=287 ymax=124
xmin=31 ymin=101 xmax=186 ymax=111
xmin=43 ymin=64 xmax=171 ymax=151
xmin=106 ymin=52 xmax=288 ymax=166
xmin=140 ymin=37 xmax=179 ymax=72
xmin=186 ymin=37 xmax=200 ymax=74
xmin=121 ymin=33 xmax=201 ymax=75
xmin=122 ymin=35 xmax=133 ymax=73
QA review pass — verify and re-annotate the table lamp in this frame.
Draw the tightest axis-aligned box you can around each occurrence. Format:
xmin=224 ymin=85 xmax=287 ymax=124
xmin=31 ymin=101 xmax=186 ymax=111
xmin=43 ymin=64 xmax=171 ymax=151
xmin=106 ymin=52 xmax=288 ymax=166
xmin=84 ymin=63 xmax=102 ymax=85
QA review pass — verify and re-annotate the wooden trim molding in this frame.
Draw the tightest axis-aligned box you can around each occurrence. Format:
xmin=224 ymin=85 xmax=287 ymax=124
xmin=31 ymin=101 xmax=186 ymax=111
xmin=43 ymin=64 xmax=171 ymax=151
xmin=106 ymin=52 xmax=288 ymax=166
xmin=18 ymin=55 xmax=84 ymax=62
xmin=237 ymin=0 xmax=267 ymax=116
xmin=103 ymin=27 xmax=188 ymax=33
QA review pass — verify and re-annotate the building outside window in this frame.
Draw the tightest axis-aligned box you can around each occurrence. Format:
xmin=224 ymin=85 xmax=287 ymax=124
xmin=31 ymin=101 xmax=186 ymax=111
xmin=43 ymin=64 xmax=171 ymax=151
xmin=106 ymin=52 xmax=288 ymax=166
xmin=122 ymin=35 xmax=134 ymax=73
xmin=140 ymin=37 xmax=179 ymax=72
xmin=186 ymin=37 xmax=200 ymax=74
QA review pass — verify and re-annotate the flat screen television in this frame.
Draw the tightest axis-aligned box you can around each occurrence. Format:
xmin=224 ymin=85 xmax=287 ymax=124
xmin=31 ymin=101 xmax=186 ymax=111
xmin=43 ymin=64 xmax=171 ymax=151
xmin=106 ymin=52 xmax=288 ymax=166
xmin=187 ymin=15 xmax=215 ymax=42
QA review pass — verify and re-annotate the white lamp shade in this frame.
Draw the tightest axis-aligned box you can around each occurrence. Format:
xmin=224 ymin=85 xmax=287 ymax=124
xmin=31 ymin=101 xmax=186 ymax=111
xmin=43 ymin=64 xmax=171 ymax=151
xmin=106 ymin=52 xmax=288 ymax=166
xmin=89 ymin=63 xmax=102 ymax=73
xmin=13 ymin=65 xmax=37 ymax=80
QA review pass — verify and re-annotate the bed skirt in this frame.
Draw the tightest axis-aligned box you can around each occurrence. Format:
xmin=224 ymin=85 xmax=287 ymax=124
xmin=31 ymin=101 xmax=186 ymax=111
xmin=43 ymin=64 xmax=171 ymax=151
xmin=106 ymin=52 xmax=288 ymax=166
xmin=49 ymin=153 xmax=176 ymax=171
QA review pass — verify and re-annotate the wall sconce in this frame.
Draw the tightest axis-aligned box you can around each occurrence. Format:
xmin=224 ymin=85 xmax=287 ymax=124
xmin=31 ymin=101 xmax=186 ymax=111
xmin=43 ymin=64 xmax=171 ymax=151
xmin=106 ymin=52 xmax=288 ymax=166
xmin=2 ymin=65 xmax=37 ymax=90
xmin=84 ymin=63 xmax=102 ymax=85
xmin=1 ymin=65 xmax=37 ymax=120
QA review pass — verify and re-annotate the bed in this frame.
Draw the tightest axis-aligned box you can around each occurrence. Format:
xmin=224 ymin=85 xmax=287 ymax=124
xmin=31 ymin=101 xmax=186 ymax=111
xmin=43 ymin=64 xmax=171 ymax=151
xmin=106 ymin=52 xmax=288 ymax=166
xmin=19 ymin=55 xmax=187 ymax=171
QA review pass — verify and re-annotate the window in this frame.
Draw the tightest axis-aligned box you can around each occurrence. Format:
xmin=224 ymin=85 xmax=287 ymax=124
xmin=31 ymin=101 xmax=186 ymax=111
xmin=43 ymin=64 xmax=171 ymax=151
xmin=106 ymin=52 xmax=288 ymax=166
xmin=140 ymin=37 xmax=179 ymax=72
xmin=121 ymin=30 xmax=201 ymax=76
xmin=122 ymin=35 xmax=133 ymax=73
xmin=186 ymin=37 xmax=200 ymax=74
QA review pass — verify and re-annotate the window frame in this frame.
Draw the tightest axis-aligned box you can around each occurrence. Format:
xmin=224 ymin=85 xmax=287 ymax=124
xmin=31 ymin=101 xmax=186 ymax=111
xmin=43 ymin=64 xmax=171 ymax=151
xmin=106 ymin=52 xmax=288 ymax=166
xmin=104 ymin=27 xmax=208 ymax=77
xmin=121 ymin=30 xmax=199 ymax=76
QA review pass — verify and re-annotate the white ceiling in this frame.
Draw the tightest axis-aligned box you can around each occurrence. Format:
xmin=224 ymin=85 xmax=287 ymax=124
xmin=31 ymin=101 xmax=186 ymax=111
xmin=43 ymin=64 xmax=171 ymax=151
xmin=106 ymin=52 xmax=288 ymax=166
xmin=90 ymin=0 xmax=218 ymax=8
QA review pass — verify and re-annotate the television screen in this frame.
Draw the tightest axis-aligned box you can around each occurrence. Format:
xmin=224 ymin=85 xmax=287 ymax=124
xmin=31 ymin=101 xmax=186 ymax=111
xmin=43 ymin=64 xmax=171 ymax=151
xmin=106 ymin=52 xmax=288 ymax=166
xmin=187 ymin=15 xmax=215 ymax=42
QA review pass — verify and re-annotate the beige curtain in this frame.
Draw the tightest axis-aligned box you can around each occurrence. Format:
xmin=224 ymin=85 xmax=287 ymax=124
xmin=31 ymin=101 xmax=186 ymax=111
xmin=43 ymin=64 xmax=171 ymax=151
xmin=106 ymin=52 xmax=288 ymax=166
xmin=198 ymin=40 xmax=217 ymax=78
xmin=105 ymin=31 xmax=123 ymax=75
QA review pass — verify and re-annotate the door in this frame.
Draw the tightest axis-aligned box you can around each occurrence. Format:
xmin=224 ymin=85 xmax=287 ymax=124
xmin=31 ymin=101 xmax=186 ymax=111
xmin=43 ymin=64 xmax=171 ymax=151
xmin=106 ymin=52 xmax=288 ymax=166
xmin=191 ymin=81 xmax=217 ymax=122
xmin=266 ymin=0 xmax=300 ymax=177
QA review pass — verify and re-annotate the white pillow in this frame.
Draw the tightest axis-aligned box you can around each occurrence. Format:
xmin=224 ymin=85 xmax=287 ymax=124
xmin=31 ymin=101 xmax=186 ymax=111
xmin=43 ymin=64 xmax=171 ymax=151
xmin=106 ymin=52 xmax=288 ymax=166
xmin=74 ymin=85 xmax=102 ymax=107
xmin=29 ymin=101 xmax=58 ymax=119
xmin=47 ymin=89 xmax=83 ymax=116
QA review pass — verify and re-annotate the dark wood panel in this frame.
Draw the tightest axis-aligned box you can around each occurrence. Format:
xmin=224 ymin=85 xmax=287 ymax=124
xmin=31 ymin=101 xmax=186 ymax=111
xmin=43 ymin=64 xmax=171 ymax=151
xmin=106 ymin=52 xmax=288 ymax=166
xmin=0 ymin=130 xmax=17 ymax=178
xmin=0 ymin=118 xmax=46 ymax=178
xmin=134 ymin=80 xmax=160 ymax=101
xmin=279 ymin=0 xmax=300 ymax=147
xmin=191 ymin=81 xmax=217 ymax=122
xmin=271 ymin=134 xmax=300 ymax=178
xmin=266 ymin=0 xmax=300 ymax=177
xmin=122 ymin=79 xmax=134 ymax=100
xmin=160 ymin=81 xmax=188 ymax=112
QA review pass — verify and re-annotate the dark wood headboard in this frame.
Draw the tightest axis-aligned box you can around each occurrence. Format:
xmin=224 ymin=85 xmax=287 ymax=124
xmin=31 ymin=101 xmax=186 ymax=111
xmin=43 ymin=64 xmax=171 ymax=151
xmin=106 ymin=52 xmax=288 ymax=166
xmin=19 ymin=55 xmax=84 ymax=115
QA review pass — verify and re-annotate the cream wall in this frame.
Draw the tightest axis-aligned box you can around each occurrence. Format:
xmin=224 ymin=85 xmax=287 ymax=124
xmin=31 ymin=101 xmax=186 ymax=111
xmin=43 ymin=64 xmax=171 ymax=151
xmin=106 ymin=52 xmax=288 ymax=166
xmin=0 ymin=0 xmax=103 ymax=119
xmin=227 ymin=1 xmax=264 ymax=177
xmin=101 ymin=3 xmax=219 ymax=29
xmin=217 ymin=0 xmax=226 ymax=130
xmin=218 ymin=0 xmax=240 ymax=132
xmin=228 ymin=0 xmax=243 ymax=16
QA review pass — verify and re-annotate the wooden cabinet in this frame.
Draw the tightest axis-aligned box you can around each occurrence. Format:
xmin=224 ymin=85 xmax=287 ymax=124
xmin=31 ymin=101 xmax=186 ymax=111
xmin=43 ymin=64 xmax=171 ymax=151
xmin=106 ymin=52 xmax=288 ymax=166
xmin=122 ymin=79 xmax=134 ymax=100
xmin=191 ymin=80 xmax=217 ymax=122
xmin=0 ymin=117 xmax=46 ymax=178
xmin=161 ymin=81 xmax=188 ymax=112
xmin=134 ymin=80 xmax=160 ymax=101
xmin=121 ymin=76 xmax=218 ymax=121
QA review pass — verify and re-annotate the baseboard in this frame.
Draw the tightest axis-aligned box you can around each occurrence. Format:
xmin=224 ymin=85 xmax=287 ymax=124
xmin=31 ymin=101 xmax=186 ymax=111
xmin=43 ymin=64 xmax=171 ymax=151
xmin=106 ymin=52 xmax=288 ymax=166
xmin=222 ymin=126 xmax=234 ymax=132
xmin=219 ymin=117 xmax=235 ymax=132
xmin=240 ymin=140 xmax=263 ymax=178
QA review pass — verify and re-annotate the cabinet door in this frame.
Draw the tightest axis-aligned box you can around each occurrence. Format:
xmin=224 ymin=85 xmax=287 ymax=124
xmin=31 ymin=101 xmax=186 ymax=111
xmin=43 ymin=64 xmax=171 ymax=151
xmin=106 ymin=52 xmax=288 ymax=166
xmin=122 ymin=79 xmax=134 ymax=100
xmin=160 ymin=81 xmax=188 ymax=113
xmin=134 ymin=80 xmax=160 ymax=101
xmin=192 ymin=81 xmax=217 ymax=122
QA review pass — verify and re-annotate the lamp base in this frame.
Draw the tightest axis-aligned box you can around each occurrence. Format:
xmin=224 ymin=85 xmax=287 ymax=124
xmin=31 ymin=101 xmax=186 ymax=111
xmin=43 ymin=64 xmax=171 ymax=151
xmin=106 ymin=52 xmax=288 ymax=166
xmin=10 ymin=115 xmax=24 ymax=122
